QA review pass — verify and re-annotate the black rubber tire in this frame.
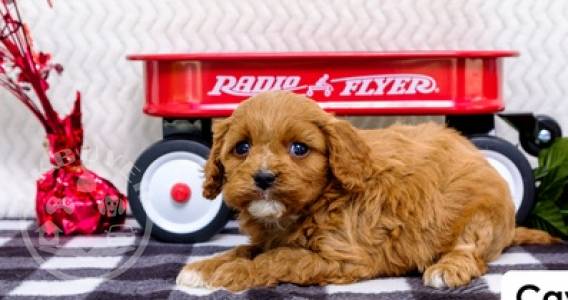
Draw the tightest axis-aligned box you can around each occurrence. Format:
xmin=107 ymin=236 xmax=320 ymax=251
xmin=470 ymin=135 xmax=535 ymax=224
xmin=128 ymin=139 xmax=231 ymax=243
xmin=520 ymin=115 xmax=563 ymax=156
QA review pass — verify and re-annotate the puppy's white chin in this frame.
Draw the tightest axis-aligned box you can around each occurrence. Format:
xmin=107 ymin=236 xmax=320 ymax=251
xmin=247 ymin=199 xmax=286 ymax=220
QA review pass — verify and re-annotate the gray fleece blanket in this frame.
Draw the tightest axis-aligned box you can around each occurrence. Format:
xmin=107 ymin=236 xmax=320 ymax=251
xmin=0 ymin=218 xmax=567 ymax=299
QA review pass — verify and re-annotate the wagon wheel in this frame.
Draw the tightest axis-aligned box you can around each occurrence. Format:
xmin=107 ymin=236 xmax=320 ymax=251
xmin=128 ymin=139 xmax=231 ymax=243
xmin=519 ymin=115 xmax=562 ymax=156
xmin=470 ymin=135 xmax=535 ymax=224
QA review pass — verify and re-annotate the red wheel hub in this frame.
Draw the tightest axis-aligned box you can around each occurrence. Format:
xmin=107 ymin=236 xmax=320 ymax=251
xmin=170 ymin=182 xmax=191 ymax=203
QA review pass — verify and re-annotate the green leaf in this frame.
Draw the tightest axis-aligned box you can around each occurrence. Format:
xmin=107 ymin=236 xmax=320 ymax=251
xmin=534 ymin=167 xmax=548 ymax=180
xmin=535 ymin=138 xmax=568 ymax=204
xmin=528 ymin=138 xmax=568 ymax=238
xmin=538 ymin=138 xmax=568 ymax=169
xmin=530 ymin=199 xmax=568 ymax=236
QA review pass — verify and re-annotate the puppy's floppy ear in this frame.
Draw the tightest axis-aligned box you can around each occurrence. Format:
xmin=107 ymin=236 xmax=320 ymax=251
xmin=320 ymin=119 xmax=373 ymax=192
xmin=203 ymin=118 xmax=231 ymax=199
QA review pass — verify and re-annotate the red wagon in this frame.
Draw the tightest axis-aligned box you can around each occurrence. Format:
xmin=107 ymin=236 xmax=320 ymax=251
xmin=127 ymin=51 xmax=562 ymax=242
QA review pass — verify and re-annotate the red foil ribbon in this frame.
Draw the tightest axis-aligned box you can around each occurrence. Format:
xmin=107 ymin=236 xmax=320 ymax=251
xmin=35 ymin=97 xmax=127 ymax=235
xmin=0 ymin=1 xmax=126 ymax=235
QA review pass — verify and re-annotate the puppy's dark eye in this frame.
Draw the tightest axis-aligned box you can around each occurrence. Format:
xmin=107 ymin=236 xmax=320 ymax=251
xmin=234 ymin=141 xmax=251 ymax=157
xmin=289 ymin=142 xmax=309 ymax=157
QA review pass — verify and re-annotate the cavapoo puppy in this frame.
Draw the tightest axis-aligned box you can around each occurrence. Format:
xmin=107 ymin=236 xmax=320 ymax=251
xmin=177 ymin=91 xmax=558 ymax=291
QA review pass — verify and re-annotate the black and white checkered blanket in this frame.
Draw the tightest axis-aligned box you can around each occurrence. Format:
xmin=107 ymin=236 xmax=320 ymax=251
xmin=1 ymin=218 xmax=567 ymax=299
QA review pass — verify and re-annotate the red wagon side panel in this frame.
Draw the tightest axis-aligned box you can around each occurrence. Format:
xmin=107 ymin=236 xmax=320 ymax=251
xmin=128 ymin=51 xmax=517 ymax=118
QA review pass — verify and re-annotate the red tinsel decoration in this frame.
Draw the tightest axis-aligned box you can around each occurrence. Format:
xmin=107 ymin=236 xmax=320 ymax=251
xmin=0 ymin=0 xmax=127 ymax=235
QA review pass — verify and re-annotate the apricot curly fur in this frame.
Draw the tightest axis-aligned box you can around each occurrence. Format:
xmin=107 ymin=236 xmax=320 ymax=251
xmin=177 ymin=91 xmax=559 ymax=291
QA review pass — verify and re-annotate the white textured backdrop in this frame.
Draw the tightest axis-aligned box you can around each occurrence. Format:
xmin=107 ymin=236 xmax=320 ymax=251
xmin=1 ymin=0 xmax=567 ymax=217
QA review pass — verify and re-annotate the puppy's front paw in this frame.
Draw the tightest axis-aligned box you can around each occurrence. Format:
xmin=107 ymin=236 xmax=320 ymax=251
xmin=208 ymin=258 xmax=261 ymax=291
xmin=176 ymin=267 xmax=210 ymax=288
xmin=423 ymin=264 xmax=474 ymax=288
xmin=176 ymin=259 xmax=225 ymax=289
xmin=423 ymin=268 xmax=447 ymax=289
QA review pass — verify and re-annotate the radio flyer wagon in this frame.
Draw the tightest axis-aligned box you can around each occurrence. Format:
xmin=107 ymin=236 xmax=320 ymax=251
xmin=127 ymin=51 xmax=562 ymax=243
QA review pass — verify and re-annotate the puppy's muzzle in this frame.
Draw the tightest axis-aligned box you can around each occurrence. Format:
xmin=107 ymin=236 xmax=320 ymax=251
xmin=253 ymin=170 xmax=276 ymax=190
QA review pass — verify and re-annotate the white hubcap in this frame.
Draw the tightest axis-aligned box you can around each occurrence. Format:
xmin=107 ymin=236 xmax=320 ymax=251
xmin=139 ymin=151 xmax=223 ymax=234
xmin=481 ymin=150 xmax=524 ymax=212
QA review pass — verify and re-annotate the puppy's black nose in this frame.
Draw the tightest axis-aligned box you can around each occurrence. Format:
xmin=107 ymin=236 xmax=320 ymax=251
xmin=253 ymin=171 xmax=276 ymax=190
